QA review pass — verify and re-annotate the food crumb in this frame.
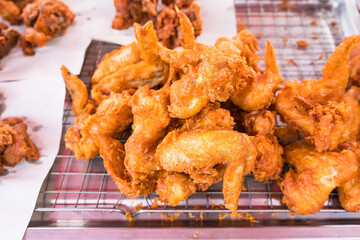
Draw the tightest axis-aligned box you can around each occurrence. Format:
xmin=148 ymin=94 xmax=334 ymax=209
xmin=218 ymin=213 xmax=229 ymax=221
xmin=125 ymin=212 xmax=134 ymax=222
xmin=318 ymin=52 xmax=325 ymax=60
xmin=200 ymin=212 xmax=203 ymax=220
xmin=211 ymin=202 xmax=216 ymax=209
xmin=136 ymin=202 xmax=142 ymax=211
xmin=161 ymin=213 xmax=176 ymax=221
xmin=288 ymin=212 xmax=296 ymax=218
xmin=194 ymin=232 xmax=199 ymax=239
xmin=283 ymin=37 xmax=288 ymax=46
xmin=271 ymin=212 xmax=279 ymax=216
xmin=189 ymin=212 xmax=196 ymax=218
xmin=312 ymin=33 xmax=319 ymax=39
xmin=297 ymin=40 xmax=310 ymax=48
xmin=151 ymin=198 xmax=159 ymax=209
xmin=217 ymin=204 xmax=226 ymax=209
xmin=286 ymin=59 xmax=298 ymax=66
xmin=256 ymin=33 xmax=263 ymax=38
xmin=175 ymin=212 xmax=181 ymax=216
xmin=310 ymin=20 xmax=317 ymax=25
xmin=194 ymin=205 xmax=201 ymax=209
xmin=264 ymin=200 xmax=268 ymax=204
xmin=331 ymin=21 xmax=337 ymax=27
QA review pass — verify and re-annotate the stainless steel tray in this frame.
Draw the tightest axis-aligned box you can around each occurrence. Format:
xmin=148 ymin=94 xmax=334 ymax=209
xmin=25 ymin=0 xmax=360 ymax=239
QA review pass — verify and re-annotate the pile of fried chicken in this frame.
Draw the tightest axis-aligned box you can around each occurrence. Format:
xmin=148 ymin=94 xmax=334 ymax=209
xmin=0 ymin=117 xmax=40 ymax=174
xmin=112 ymin=0 xmax=202 ymax=49
xmin=0 ymin=0 xmax=74 ymax=57
xmin=63 ymin=9 xmax=360 ymax=215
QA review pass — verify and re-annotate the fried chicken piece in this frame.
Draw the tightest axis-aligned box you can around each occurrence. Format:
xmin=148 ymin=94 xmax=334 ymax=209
xmin=155 ymin=129 xmax=257 ymax=215
xmin=155 ymin=2 xmax=201 ymax=49
xmin=0 ymin=118 xmax=39 ymax=173
xmin=0 ymin=0 xmax=22 ymax=24
xmin=244 ymin=110 xmax=284 ymax=182
xmin=215 ymin=29 xmax=261 ymax=73
xmin=125 ymin=86 xmax=170 ymax=176
xmin=244 ymin=109 xmax=275 ymax=136
xmin=274 ymin=125 xmax=299 ymax=145
xmin=275 ymin=35 xmax=360 ymax=152
xmin=338 ymin=141 xmax=360 ymax=212
xmin=156 ymin=172 xmax=197 ymax=206
xmin=230 ymin=41 xmax=283 ymax=112
xmin=0 ymin=22 xmax=20 ymax=60
xmin=344 ymin=86 xmax=360 ymax=139
xmin=348 ymin=38 xmax=360 ymax=87
xmin=161 ymin=0 xmax=193 ymax=8
xmin=21 ymin=0 xmax=75 ymax=55
xmin=112 ymin=0 xmax=157 ymax=30
xmin=99 ymin=135 xmax=156 ymax=198
xmin=279 ymin=142 xmax=358 ymax=215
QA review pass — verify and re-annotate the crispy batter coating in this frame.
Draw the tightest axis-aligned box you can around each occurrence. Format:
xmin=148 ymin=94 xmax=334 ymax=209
xmin=0 ymin=22 xmax=20 ymax=60
xmin=348 ymin=38 xmax=360 ymax=87
xmin=21 ymin=0 xmax=75 ymax=55
xmin=274 ymin=125 xmax=299 ymax=145
xmin=338 ymin=141 xmax=360 ymax=212
xmin=275 ymin=35 xmax=360 ymax=152
xmin=0 ymin=117 xmax=39 ymax=173
xmin=155 ymin=129 xmax=256 ymax=215
xmin=279 ymin=142 xmax=358 ymax=215
xmin=231 ymin=41 xmax=283 ymax=112
xmin=244 ymin=109 xmax=275 ymax=136
xmin=344 ymin=86 xmax=360 ymax=139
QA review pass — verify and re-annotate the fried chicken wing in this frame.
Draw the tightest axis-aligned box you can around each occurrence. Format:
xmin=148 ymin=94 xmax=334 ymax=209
xmin=279 ymin=142 xmax=358 ymax=215
xmin=124 ymin=86 xmax=170 ymax=175
xmin=338 ymin=141 xmax=360 ymax=212
xmin=244 ymin=110 xmax=284 ymax=182
xmin=230 ymin=41 xmax=283 ymax=112
xmin=155 ymin=129 xmax=257 ymax=215
xmin=275 ymin=35 xmax=360 ymax=152
xmin=0 ymin=21 xmax=20 ymax=60
xmin=21 ymin=0 xmax=75 ymax=55
xmin=0 ymin=117 xmax=39 ymax=173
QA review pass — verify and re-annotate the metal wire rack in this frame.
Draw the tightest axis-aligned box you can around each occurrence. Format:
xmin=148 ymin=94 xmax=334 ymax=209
xmin=30 ymin=0 xmax=360 ymax=227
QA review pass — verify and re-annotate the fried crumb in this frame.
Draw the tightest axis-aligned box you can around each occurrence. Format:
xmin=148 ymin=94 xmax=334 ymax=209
xmin=161 ymin=213 xmax=176 ymax=221
xmin=189 ymin=212 xmax=196 ymax=218
xmin=194 ymin=232 xmax=199 ymax=238
xmin=288 ymin=212 xmax=296 ymax=218
xmin=297 ymin=40 xmax=310 ymax=48
xmin=151 ymin=198 xmax=159 ymax=209
xmin=298 ymin=75 xmax=302 ymax=80
xmin=136 ymin=202 xmax=143 ymax=211
xmin=318 ymin=52 xmax=325 ymax=60
xmin=283 ymin=37 xmax=288 ymax=46
xmin=175 ymin=212 xmax=181 ymax=216
xmin=256 ymin=33 xmax=263 ymax=38
xmin=280 ymin=1 xmax=294 ymax=10
xmin=218 ymin=213 xmax=230 ymax=221
xmin=310 ymin=61 xmax=314 ymax=65
xmin=310 ymin=20 xmax=317 ymax=25
xmin=245 ymin=213 xmax=256 ymax=223
xmin=200 ymin=212 xmax=203 ymax=220
xmin=271 ymin=212 xmax=279 ymax=216
xmin=211 ymin=202 xmax=216 ymax=209
xmin=264 ymin=200 xmax=268 ymax=204
xmin=194 ymin=205 xmax=201 ymax=209
xmin=286 ymin=59 xmax=298 ymax=66
xmin=125 ymin=212 xmax=134 ymax=222
xmin=331 ymin=21 xmax=337 ymax=27
xmin=237 ymin=22 xmax=246 ymax=32
xmin=217 ymin=204 xmax=226 ymax=209
xmin=312 ymin=33 xmax=319 ymax=39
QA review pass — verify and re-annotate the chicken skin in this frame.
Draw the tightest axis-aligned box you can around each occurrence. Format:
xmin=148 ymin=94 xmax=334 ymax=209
xmin=155 ymin=129 xmax=256 ymax=215
xmin=275 ymin=35 xmax=360 ymax=152
xmin=279 ymin=142 xmax=358 ymax=215
xmin=21 ymin=0 xmax=75 ymax=55
xmin=344 ymin=86 xmax=360 ymax=139
xmin=348 ymin=38 xmax=360 ymax=87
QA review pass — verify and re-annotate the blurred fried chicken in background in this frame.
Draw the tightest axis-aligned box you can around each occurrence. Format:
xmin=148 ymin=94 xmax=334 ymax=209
xmin=0 ymin=21 xmax=20 ymax=60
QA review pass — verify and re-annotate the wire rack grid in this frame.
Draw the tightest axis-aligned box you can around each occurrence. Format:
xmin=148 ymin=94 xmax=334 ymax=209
xmin=30 ymin=0 xmax=360 ymax=226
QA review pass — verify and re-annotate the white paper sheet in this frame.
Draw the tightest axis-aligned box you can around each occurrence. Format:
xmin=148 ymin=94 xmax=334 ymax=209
xmin=0 ymin=76 xmax=65 ymax=240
